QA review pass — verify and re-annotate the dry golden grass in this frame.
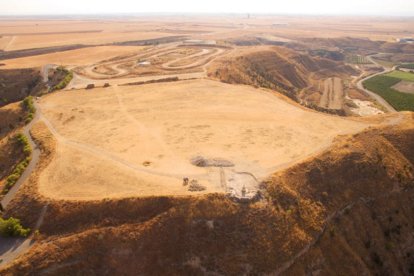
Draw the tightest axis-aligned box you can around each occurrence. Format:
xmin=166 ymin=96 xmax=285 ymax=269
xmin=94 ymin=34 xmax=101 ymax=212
xmin=2 ymin=46 xmax=146 ymax=69
xmin=37 ymin=79 xmax=369 ymax=200
xmin=4 ymin=32 xmax=172 ymax=51
xmin=1 ymin=16 xmax=413 ymax=52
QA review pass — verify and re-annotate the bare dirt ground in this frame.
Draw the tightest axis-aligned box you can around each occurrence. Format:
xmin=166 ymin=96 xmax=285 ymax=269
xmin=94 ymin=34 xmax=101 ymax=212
xmin=319 ymin=77 xmax=344 ymax=110
xmin=74 ymin=44 xmax=226 ymax=80
xmin=392 ymin=80 xmax=414 ymax=94
xmin=37 ymin=79 xmax=370 ymax=200
xmin=63 ymin=43 xmax=228 ymax=89
xmin=347 ymin=97 xmax=385 ymax=116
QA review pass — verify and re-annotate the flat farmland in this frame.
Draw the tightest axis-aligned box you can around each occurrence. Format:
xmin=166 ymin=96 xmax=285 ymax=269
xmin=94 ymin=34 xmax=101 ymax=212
xmin=392 ymin=80 xmax=414 ymax=94
xmin=37 ymin=79 xmax=368 ymax=200
xmin=385 ymin=71 xmax=414 ymax=82
xmin=1 ymin=46 xmax=147 ymax=69
xmin=1 ymin=31 xmax=175 ymax=51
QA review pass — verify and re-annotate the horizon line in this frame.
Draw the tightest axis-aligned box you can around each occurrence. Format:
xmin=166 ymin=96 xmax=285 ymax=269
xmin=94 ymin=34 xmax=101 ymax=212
xmin=0 ymin=12 xmax=414 ymax=18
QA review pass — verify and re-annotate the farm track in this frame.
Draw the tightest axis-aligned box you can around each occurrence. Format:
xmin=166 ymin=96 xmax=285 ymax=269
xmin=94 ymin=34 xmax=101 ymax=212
xmin=3 ymin=36 xmax=16 ymax=51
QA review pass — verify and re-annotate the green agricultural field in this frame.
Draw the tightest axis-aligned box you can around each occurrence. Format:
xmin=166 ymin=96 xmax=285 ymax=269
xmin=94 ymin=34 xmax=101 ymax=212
xmin=399 ymin=64 xmax=414 ymax=70
xmin=363 ymin=75 xmax=414 ymax=111
xmin=385 ymin=70 xmax=414 ymax=82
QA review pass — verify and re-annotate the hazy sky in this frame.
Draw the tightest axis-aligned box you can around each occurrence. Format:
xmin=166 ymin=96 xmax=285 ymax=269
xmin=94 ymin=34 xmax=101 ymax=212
xmin=0 ymin=0 xmax=413 ymax=16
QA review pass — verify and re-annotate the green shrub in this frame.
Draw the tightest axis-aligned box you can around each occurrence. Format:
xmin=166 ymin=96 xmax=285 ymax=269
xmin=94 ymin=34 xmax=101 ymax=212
xmin=2 ymin=134 xmax=32 ymax=194
xmin=15 ymin=133 xmax=31 ymax=156
xmin=52 ymin=67 xmax=73 ymax=91
xmin=21 ymin=96 xmax=36 ymax=124
xmin=0 ymin=217 xmax=30 ymax=237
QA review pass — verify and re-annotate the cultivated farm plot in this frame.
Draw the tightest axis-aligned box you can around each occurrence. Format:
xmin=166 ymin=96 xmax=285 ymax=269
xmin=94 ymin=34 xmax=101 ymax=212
xmin=319 ymin=77 xmax=344 ymax=110
xmin=385 ymin=70 xmax=414 ymax=82
xmin=38 ymin=79 xmax=368 ymax=200
xmin=1 ymin=46 xmax=147 ymax=69
xmin=346 ymin=54 xmax=371 ymax=64
xmin=0 ymin=31 xmax=176 ymax=51
xmin=363 ymin=74 xmax=414 ymax=111
xmin=392 ymin=80 xmax=414 ymax=94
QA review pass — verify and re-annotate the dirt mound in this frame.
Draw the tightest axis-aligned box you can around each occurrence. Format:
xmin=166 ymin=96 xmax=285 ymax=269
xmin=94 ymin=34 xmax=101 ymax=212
xmin=187 ymin=179 xmax=207 ymax=192
xmin=191 ymin=156 xmax=234 ymax=167
xmin=2 ymin=114 xmax=414 ymax=275
xmin=0 ymin=68 xmax=44 ymax=107
xmin=208 ymin=46 xmax=357 ymax=102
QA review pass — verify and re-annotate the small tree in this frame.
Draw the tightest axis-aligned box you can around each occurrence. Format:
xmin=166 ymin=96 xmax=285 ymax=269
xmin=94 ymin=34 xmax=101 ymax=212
xmin=0 ymin=217 xmax=30 ymax=237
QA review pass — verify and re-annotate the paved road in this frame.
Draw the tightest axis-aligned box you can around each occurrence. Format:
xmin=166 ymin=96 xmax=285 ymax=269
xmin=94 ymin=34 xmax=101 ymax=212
xmin=356 ymin=56 xmax=397 ymax=113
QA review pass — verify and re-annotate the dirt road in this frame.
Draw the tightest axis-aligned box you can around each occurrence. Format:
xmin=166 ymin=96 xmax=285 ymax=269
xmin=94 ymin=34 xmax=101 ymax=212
xmin=0 ymin=101 xmax=48 ymax=268
xmin=67 ymin=44 xmax=230 ymax=89
xmin=1 ymin=108 xmax=41 ymax=209
xmin=356 ymin=55 xmax=397 ymax=113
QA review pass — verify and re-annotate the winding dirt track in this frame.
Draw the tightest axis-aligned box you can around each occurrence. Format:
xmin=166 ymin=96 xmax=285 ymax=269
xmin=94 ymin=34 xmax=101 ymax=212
xmin=0 ymin=102 xmax=48 ymax=268
xmin=68 ymin=44 xmax=228 ymax=89
xmin=1 ymin=110 xmax=40 ymax=209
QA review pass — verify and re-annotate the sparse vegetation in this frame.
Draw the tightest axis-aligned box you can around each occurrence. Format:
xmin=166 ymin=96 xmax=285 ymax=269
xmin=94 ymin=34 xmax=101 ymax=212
xmin=0 ymin=68 xmax=44 ymax=107
xmin=22 ymin=96 xmax=36 ymax=124
xmin=309 ymin=49 xmax=344 ymax=61
xmin=51 ymin=66 xmax=73 ymax=91
xmin=363 ymin=75 xmax=414 ymax=111
xmin=86 ymin=84 xmax=95 ymax=89
xmin=0 ymin=217 xmax=30 ymax=237
xmin=2 ymin=133 xmax=32 ymax=194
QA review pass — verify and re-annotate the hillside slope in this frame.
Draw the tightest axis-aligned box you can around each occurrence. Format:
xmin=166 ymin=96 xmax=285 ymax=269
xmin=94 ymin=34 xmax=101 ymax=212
xmin=207 ymin=46 xmax=357 ymax=106
xmin=0 ymin=69 xmax=44 ymax=107
xmin=1 ymin=113 xmax=413 ymax=275
xmin=0 ymin=102 xmax=29 ymax=197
